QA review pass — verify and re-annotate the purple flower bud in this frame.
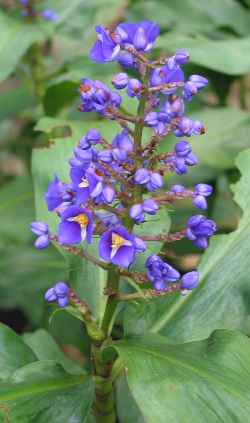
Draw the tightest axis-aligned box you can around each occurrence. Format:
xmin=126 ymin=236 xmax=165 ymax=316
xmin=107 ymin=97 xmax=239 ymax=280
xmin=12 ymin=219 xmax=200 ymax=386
xmin=35 ymin=235 xmax=50 ymax=249
xmin=189 ymin=75 xmax=208 ymax=89
xmin=185 ymin=152 xmax=198 ymax=166
xmin=86 ymin=128 xmax=101 ymax=144
xmin=175 ymin=141 xmax=191 ymax=157
xmin=54 ymin=282 xmax=69 ymax=297
xmin=129 ymin=204 xmax=144 ymax=220
xmin=127 ymin=79 xmax=143 ymax=98
xmin=133 ymin=27 xmax=147 ymax=50
xmin=193 ymin=120 xmax=204 ymax=135
xmin=45 ymin=282 xmax=69 ymax=307
xmin=187 ymin=215 xmax=216 ymax=249
xmin=175 ymin=49 xmax=189 ymax=65
xmin=112 ymin=130 xmax=134 ymax=152
xmin=149 ymin=173 xmax=163 ymax=189
xmin=142 ymin=199 xmax=159 ymax=214
xmin=134 ymin=236 xmax=147 ymax=253
xmin=41 ymin=9 xmax=59 ymax=22
xmin=117 ymin=52 xmax=135 ymax=68
xmin=102 ymin=186 xmax=115 ymax=203
xmin=181 ymin=271 xmax=199 ymax=290
xmin=192 ymin=195 xmax=207 ymax=210
xmin=58 ymin=297 xmax=69 ymax=308
xmin=174 ymin=157 xmax=188 ymax=175
xmin=44 ymin=288 xmax=57 ymax=302
xmin=144 ymin=112 xmax=158 ymax=127
xmin=98 ymin=150 xmax=113 ymax=163
xmin=171 ymin=184 xmax=185 ymax=194
xmin=194 ymin=183 xmax=213 ymax=197
xmin=154 ymin=280 xmax=166 ymax=291
xmin=134 ymin=168 xmax=150 ymax=185
xmin=30 ymin=222 xmax=48 ymax=236
xmin=112 ymin=73 xmax=129 ymax=89
xmin=112 ymin=148 xmax=128 ymax=163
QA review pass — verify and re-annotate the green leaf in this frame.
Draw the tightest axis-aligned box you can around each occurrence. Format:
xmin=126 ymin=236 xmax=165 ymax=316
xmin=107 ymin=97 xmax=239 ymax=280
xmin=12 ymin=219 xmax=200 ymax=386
xmin=113 ymin=330 xmax=250 ymax=423
xmin=0 ymin=11 xmax=48 ymax=82
xmin=132 ymin=0 xmax=250 ymax=35
xmin=0 ymin=324 xmax=93 ymax=422
xmin=0 ymin=362 xmax=93 ymax=423
xmin=0 ymin=176 xmax=68 ymax=325
xmin=124 ymin=149 xmax=250 ymax=342
xmin=157 ymin=33 xmax=250 ymax=75
xmin=0 ymin=324 xmax=36 ymax=380
xmin=23 ymin=329 xmax=83 ymax=375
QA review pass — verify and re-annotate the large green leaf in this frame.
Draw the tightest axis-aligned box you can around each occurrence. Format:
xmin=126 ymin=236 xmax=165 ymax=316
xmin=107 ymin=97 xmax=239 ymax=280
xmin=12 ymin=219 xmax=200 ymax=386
xmin=131 ymin=0 xmax=250 ymax=35
xmin=0 ymin=324 xmax=36 ymax=380
xmin=113 ymin=330 xmax=250 ymax=423
xmin=23 ymin=329 xmax=83 ymax=375
xmin=124 ymin=149 xmax=250 ymax=342
xmin=0 ymin=324 xmax=93 ymax=422
xmin=0 ymin=176 xmax=68 ymax=325
xmin=157 ymin=33 xmax=250 ymax=75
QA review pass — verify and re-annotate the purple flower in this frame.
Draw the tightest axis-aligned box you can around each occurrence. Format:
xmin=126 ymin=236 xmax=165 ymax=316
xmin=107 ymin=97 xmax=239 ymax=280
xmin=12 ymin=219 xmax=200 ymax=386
xmin=150 ymin=63 xmax=184 ymax=94
xmin=145 ymin=255 xmax=180 ymax=291
xmin=58 ymin=206 xmax=94 ymax=245
xmin=41 ymin=9 xmax=59 ymax=22
xmin=45 ymin=176 xmax=73 ymax=212
xmin=127 ymin=79 xmax=142 ymax=98
xmin=181 ymin=271 xmax=199 ymax=290
xmin=116 ymin=21 xmax=160 ymax=52
xmin=70 ymin=168 xmax=99 ymax=204
xmin=99 ymin=226 xmax=140 ymax=267
xmin=45 ymin=282 xmax=69 ymax=308
xmin=112 ymin=73 xmax=129 ymax=89
xmin=30 ymin=221 xmax=50 ymax=249
xmin=90 ymin=26 xmax=121 ymax=63
xmin=186 ymin=215 xmax=216 ymax=249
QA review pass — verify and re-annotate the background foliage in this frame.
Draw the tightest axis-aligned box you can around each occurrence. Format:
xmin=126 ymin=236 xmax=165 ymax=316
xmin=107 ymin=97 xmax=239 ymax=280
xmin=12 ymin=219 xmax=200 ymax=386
xmin=1 ymin=0 xmax=250 ymax=421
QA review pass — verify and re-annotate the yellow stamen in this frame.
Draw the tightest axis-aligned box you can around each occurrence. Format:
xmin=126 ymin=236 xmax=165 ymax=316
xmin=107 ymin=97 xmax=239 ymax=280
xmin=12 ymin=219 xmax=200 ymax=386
xmin=71 ymin=214 xmax=88 ymax=228
xmin=111 ymin=233 xmax=126 ymax=250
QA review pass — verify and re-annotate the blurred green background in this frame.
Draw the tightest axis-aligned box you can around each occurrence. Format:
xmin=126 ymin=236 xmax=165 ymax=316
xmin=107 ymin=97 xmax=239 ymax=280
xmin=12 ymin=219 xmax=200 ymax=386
xmin=1 ymin=0 xmax=250 ymax=350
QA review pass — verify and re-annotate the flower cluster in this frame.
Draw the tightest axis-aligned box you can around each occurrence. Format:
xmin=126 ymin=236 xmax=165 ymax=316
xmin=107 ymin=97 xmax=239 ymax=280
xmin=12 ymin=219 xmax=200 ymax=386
xmin=44 ymin=282 xmax=69 ymax=307
xmin=30 ymin=20 xmax=217 ymax=303
xmin=146 ymin=254 xmax=199 ymax=292
xmin=19 ymin=0 xmax=58 ymax=21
